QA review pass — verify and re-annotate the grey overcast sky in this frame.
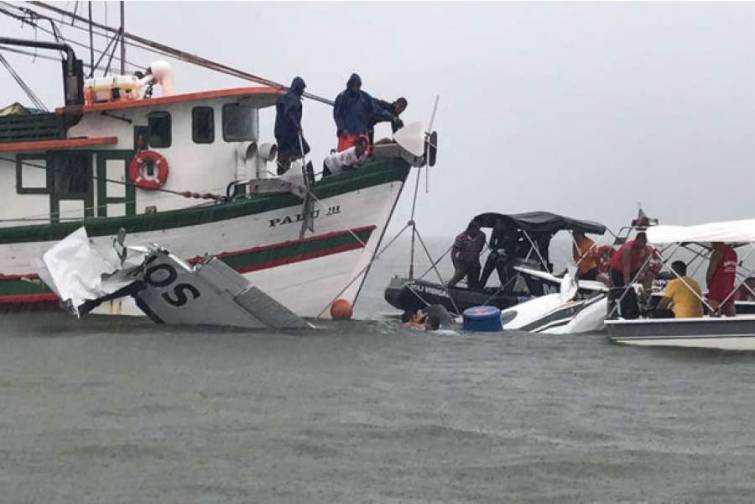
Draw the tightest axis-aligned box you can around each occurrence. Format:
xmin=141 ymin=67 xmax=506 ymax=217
xmin=2 ymin=1 xmax=754 ymax=237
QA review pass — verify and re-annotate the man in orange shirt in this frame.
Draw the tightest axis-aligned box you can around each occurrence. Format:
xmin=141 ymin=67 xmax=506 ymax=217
xmin=572 ymin=230 xmax=599 ymax=280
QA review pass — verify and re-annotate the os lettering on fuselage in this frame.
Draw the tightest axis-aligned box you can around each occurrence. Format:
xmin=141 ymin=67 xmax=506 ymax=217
xmin=144 ymin=263 xmax=201 ymax=307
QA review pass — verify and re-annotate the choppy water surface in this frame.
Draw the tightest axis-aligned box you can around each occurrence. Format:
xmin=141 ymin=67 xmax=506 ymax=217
xmin=2 ymin=241 xmax=755 ymax=503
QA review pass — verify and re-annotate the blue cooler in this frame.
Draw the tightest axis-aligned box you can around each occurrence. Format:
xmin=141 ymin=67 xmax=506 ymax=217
xmin=462 ymin=305 xmax=502 ymax=332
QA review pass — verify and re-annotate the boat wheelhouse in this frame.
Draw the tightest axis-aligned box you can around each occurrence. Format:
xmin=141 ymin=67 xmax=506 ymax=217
xmin=384 ymin=211 xmax=607 ymax=314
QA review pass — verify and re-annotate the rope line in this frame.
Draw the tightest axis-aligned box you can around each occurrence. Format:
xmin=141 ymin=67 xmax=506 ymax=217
xmin=317 ymin=222 xmax=412 ymax=317
xmin=0 ymin=51 xmax=47 ymax=110
xmin=1 ymin=155 xmax=223 ymax=200
xmin=414 ymin=228 xmax=462 ymax=315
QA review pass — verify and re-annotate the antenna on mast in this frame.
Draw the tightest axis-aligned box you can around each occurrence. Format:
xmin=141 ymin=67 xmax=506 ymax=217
xmin=87 ymin=1 xmax=93 ymax=77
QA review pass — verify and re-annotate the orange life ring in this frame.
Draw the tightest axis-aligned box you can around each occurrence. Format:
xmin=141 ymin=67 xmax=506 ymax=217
xmin=128 ymin=150 xmax=169 ymax=190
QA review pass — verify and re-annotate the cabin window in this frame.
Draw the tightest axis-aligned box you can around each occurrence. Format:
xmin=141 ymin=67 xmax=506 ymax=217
xmin=192 ymin=106 xmax=215 ymax=144
xmin=222 ymin=103 xmax=255 ymax=142
xmin=147 ymin=111 xmax=172 ymax=148
xmin=50 ymin=152 xmax=91 ymax=195
xmin=16 ymin=154 xmax=49 ymax=194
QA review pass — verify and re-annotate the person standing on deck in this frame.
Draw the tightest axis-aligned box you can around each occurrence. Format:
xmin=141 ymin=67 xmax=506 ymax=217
xmin=368 ymin=97 xmax=407 ymax=144
xmin=706 ymin=242 xmax=738 ymax=316
xmin=274 ymin=77 xmax=309 ymax=175
xmin=572 ymin=230 xmax=600 ymax=281
xmin=447 ymin=221 xmax=486 ymax=289
xmin=656 ymin=261 xmax=703 ymax=318
xmin=609 ymin=232 xmax=653 ymax=288
xmin=333 ymin=73 xmax=395 ymax=151
xmin=479 ymin=219 xmax=518 ymax=290
xmin=608 ymin=232 xmax=653 ymax=319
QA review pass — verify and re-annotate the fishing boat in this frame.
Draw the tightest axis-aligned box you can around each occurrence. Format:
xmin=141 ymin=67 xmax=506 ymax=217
xmin=384 ymin=211 xmax=607 ymax=314
xmin=0 ymin=4 xmax=431 ymax=318
xmin=607 ymin=219 xmax=755 ymax=350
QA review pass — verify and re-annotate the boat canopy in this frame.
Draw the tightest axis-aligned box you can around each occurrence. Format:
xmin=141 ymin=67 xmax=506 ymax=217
xmin=473 ymin=211 xmax=606 ymax=236
xmin=647 ymin=219 xmax=755 ymax=244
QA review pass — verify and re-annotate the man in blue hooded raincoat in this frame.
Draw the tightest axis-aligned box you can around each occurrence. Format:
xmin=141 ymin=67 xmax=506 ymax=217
xmin=275 ymin=77 xmax=309 ymax=174
xmin=333 ymin=73 xmax=395 ymax=151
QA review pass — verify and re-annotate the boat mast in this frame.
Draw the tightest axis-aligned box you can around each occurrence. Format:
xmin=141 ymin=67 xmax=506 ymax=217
xmin=87 ymin=1 xmax=94 ymax=77
xmin=119 ymin=1 xmax=125 ymax=74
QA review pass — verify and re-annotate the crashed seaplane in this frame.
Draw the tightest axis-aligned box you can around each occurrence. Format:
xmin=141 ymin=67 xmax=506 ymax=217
xmin=37 ymin=227 xmax=312 ymax=329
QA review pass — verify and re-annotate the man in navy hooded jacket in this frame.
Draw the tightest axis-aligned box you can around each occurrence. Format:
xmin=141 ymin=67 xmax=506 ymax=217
xmin=333 ymin=73 xmax=395 ymax=151
xmin=275 ymin=77 xmax=309 ymax=174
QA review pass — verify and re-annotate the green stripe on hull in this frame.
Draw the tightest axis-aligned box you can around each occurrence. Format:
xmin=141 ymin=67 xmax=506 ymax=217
xmin=0 ymin=158 xmax=409 ymax=245
xmin=0 ymin=277 xmax=51 ymax=295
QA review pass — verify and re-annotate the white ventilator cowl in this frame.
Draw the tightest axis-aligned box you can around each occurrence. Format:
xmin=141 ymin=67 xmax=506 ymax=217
xmin=149 ymin=60 xmax=176 ymax=96
xmin=393 ymin=121 xmax=425 ymax=157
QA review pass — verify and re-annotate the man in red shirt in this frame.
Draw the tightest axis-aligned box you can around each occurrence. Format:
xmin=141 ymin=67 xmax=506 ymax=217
xmin=706 ymin=242 xmax=738 ymax=317
xmin=608 ymin=232 xmax=653 ymax=319
xmin=609 ymin=232 xmax=653 ymax=288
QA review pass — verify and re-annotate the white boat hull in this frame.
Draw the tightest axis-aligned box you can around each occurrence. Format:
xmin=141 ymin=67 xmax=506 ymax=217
xmin=607 ymin=316 xmax=755 ymax=351
xmin=0 ymin=162 xmax=409 ymax=318
xmin=610 ymin=335 xmax=755 ymax=351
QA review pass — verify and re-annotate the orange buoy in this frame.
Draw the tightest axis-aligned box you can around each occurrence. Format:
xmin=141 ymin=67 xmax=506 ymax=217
xmin=330 ymin=298 xmax=353 ymax=320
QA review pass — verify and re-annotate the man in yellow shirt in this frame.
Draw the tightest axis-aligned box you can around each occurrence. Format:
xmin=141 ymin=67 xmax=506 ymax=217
xmin=572 ymin=230 xmax=599 ymax=280
xmin=656 ymin=261 xmax=703 ymax=318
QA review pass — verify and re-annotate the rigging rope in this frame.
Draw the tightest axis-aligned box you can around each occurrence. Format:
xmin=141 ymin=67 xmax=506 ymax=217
xmin=0 ymin=51 xmax=47 ymax=110
xmin=91 ymin=29 xmax=118 ymax=73
xmin=0 ymin=3 xmax=141 ymax=72
xmin=27 ymin=1 xmax=335 ymax=105
xmin=103 ymin=28 xmax=120 ymax=76
xmin=0 ymin=156 xmax=224 ymax=201
xmin=317 ymin=221 xmax=412 ymax=318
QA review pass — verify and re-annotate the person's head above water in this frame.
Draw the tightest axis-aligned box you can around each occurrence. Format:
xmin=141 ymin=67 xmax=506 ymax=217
xmin=289 ymin=76 xmax=306 ymax=97
xmin=424 ymin=313 xmax=441 ymax=331
xmin=347 ymin=73 xmax=362 ymax=93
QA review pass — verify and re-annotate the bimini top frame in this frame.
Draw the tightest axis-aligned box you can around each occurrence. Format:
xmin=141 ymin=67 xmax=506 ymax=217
xmin=647 ymin=219 xmax=755 ymax=245
xmin=474 ymin=211 xmax=606 ymax=236
xmin=610 ymin=218 xmax=755 ymax=319
xmin=473 ymin=211 xmax=607 ymax=272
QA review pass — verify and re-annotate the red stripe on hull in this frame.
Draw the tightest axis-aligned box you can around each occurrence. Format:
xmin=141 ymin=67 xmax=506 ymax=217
xmin=235 ymin=241 xmax=366 ymax=274
xmin=0 ymin=227 xmax=374 ymax=305
xmin=209 ymin=225 xmax=375 ymax=260
xmin=0 ymin=293 xmax=59 ymax=304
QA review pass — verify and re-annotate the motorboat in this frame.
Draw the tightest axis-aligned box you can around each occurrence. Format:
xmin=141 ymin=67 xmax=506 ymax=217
xmin=384 ymin=211 xmax=607 ymax=314
xmin=607 ymin=219 xmax=755 ymax=351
